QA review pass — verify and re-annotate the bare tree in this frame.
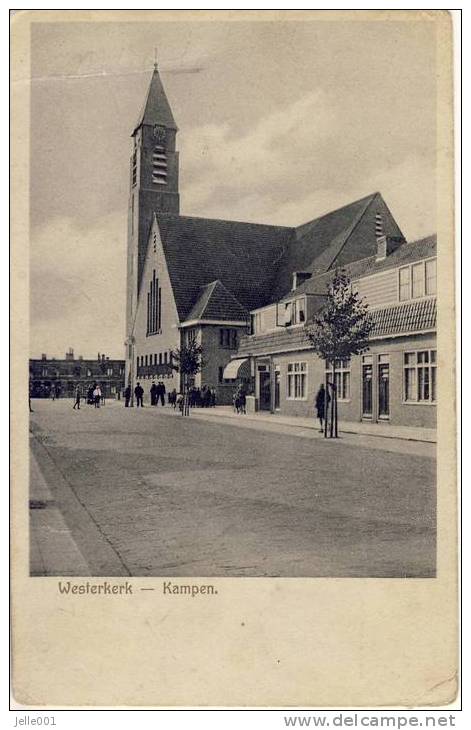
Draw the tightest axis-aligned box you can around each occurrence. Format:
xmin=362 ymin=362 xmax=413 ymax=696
xmin=305 ymin=270 xmax=374 ymax=438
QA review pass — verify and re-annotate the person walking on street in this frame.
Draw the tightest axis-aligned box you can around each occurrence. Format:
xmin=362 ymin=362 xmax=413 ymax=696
xmin=158 ymin=380 xmax=166 ymax=406
xmin=124 ymin=385 xmax=131 ymax=407
xmin=135 ymin=382 xmax=144 ymax=407
xmin=315 ymin=383 xmax=329 ymax=432
xmin=93 ymin=384 xmax=102 ymax=408
xmin=73 ymin=386 xmax=81 ymax=410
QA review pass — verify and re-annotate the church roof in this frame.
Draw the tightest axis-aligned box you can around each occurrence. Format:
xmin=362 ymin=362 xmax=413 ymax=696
xmin=269 ymin=192 xmax=404 ymax=301
xmin=154 ymin=213 xmax=293 ymax=322
xmin=133 ymin=67 xmax=178 ymax=134
xmin=185 ymin=280 xmax=249 ymax=322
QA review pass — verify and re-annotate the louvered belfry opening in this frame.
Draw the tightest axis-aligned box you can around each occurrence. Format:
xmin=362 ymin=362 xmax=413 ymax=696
xmin=152 ymin=145 xmax=167 ymax=185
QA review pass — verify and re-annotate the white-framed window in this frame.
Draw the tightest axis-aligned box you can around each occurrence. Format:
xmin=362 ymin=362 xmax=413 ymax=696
xmin=325 ymin=358 xmax=351 ymax=400
xmin=404 ymin=349 xmax=436 ymax=403
xmin=283 ymin=296 xmax=306 ymax=327
xmin=398 ymin=258 xmax=436 ymax=301
xmin=287 ymin=362 xmax=307 ymax=399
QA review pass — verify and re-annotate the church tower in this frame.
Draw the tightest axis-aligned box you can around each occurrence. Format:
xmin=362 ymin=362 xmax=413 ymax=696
xmin=126 ymin=62 xmax=179 ymax=343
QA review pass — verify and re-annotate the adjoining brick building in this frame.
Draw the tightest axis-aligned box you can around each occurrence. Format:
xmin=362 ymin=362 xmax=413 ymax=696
xmin=125 ymin=64 xmax=418 ymax=408
xmin=29 ymin=349 xmax=125 ymax=399
xmin=231 ymin=235 xmax=436 ymax=431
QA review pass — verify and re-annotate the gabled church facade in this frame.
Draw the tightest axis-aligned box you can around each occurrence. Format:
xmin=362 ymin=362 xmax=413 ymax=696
xmin=124 ymin=64 xmax=407 ymax=406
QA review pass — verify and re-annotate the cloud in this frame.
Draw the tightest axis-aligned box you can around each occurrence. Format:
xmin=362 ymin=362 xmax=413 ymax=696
xmin=30 ymin=213 xmax=126 ymax=359
xmin=179 ymin=87 xmax=436 ymax=241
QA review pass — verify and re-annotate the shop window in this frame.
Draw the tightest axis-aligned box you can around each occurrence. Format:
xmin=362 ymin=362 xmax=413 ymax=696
xmin=325 ymin=359 xmax=351 ymax=401
xmin=404 ymin=350 xmax=437 ymax=403
xmin=287 ymin=362 xmax=307 ymax=400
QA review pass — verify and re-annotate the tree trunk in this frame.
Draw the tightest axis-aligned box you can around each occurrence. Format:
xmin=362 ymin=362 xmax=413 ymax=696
xmin=330 ymin=361 xmax=335 ymax=438
xmin=324 ymin=367 xmax=328 ymax=438
xmin=334 ymin=370 xmax=338 ymax=438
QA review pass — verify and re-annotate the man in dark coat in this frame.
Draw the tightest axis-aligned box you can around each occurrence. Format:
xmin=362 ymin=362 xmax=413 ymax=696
xmin=150 ymin=382 xmax=157 ymax=406
xmin=314 ymin=383 xmax=330 ymax=432
xmin=73 ymin=386 xmax=81 ymax=410
xmin=124 ymin=385 xmax=131 ymax=407
xmin=158 ymin=380 xmax=166 ymax=406
xmin=134 ymin=382 xmax=144 ymax=407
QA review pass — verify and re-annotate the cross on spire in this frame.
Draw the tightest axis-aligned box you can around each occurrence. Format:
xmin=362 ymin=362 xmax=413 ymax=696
xmin=154 ymin=47 xmax=158 ymax=70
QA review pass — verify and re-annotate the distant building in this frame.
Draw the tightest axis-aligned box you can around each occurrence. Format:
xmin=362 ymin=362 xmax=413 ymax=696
xmin=29 ymin=349 xmax=125 ymax=399
xmin=232 ymin=234 xmax=437 ymax=431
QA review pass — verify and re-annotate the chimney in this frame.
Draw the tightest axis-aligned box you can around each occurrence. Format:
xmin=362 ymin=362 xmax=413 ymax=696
xmin=41 ymin=353 xmax=47 ymax=361
xmin=291 ymin=271 xmax=312 ymax=291
xmin=65 ymin=347 xmax=74 ymax=361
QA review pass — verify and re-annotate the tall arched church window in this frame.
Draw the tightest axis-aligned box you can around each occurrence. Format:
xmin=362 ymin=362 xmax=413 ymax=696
xmin=146 ymin=269 xmax=162 ymax=335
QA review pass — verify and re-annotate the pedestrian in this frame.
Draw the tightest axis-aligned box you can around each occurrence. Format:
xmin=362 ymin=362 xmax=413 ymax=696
xmin=124 ymin=385 xmax=131 ymax=407
xmin=134 ymin=382 xmax=144 ymax=407
xmin=314 ymin=383 xmax=330 ymax=432
xmin=73 ymin=386 xmax=81 ymax=410
xmin=93 ymin=384 xmax=102 ymax=408
xmin=101 ymin=388 xmax=106 ymax=406
xmin=158 ymin=379 xmax=166 ymax=406
xmin=150 ymin=381 xmax=157 ymax=406
xmin=210 ymin=387 xmax=216 ymax=407
xmin=170 ymin=388 xmax=177 ymax=408
xmin=87 ymin=386 xmax=95 ymax=405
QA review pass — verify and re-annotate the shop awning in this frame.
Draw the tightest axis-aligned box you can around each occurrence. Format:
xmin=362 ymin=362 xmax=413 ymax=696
xmin=223 ymin=358 xmax=250 ymax=379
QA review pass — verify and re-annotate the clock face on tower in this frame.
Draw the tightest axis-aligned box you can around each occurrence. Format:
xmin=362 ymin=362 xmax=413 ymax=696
xmin=153 ymin=125 xmax=166 ymax=144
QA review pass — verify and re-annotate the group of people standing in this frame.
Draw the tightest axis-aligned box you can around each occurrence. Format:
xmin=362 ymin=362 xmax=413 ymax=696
xmin=72 ymin=383 xmax=104 ymax=410
xmin=188 ymin=385 xmax=216 ymax=408
xmin=123 ymin=380 xmax=168 ymax=408
xmin=122 ymin=381 xmax=218 ymax=410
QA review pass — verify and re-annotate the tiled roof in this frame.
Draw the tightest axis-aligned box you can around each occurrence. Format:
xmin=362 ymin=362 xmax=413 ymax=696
xmin=269 ymin=192 xmax=405 ymax=301
xmin=285 ymin=235 xmax=437 ymax=302
xmin=133 ymin=68 xmax=178 ymax=134
xmin=371 ymin=297 xmax=436 ymax=337
xmin=237 ymin=328 xmax=311 ymax=357
xmin=155 ymin=213 xmax=293 ymax=321
xmin=236 ymin=295 xmax=436 ymax=357
xmin=185 ymin=280 xmax=248 ymax=322
xmin=269 ymin=194 xmax=376 ymax=300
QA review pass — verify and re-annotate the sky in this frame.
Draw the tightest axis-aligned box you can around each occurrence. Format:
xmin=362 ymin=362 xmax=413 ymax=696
xmin=30 ymin=17 xmax=438 ymax=359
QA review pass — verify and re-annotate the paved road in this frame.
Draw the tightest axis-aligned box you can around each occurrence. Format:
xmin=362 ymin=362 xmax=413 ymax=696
xmin=29 ymin=399 xmax=436 ymax=578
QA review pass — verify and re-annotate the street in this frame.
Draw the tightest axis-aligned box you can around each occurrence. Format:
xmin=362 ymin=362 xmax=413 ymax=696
xmin=29 ymin=399 xmax=436 ymax=578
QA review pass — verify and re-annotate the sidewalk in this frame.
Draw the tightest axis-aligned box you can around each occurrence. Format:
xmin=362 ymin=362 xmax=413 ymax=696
xmin=161 ymin=405 xmax=436 ymax=443
xmin=29 ymin=437 xmax=90 ymax=576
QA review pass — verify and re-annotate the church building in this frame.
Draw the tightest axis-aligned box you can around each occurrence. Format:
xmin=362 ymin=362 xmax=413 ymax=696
xmin=124 ymin=64 xmax=412 ymax=407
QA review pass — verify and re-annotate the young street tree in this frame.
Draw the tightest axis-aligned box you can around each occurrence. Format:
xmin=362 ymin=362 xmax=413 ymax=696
xmin=170 ymin=339 xmax=204 ymax=416
xmin=305 ymin=269 xmax=374 ymax=438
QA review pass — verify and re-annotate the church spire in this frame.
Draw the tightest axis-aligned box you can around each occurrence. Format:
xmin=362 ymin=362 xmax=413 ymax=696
xmin=132 ymin=62 xmax=178 ymax=135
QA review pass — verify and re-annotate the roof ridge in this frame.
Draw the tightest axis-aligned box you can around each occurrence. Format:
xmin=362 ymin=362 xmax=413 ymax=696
xmin=154 ymin=211 xmax=293 ymax=231
xmin=323 ymin=192 xmax=379 ymax=272
xmin=295 ymin=192 xmax=378 ymax=235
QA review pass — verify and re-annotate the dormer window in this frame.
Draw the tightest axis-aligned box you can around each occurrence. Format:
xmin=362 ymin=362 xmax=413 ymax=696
xmin=283 ymin=297 xmax=306 ymax=327
xmin=399 ymin=258 xmax=436 ymax=301
xmin=152 ymin=145 xmax=167 ymax=185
